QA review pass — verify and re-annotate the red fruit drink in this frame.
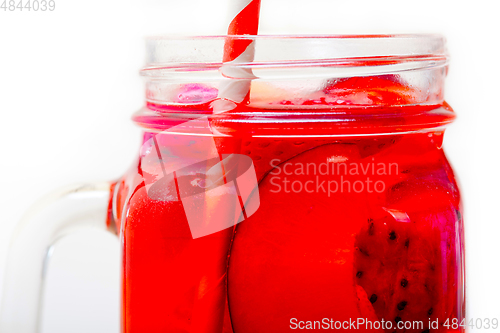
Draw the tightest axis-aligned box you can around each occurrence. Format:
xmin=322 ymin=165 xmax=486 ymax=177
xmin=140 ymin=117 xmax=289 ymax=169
xmin=111 ymin=74 xmax=464 ymax=333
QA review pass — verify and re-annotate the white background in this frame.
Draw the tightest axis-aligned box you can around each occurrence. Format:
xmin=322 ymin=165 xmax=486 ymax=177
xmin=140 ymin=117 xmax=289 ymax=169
xmin=1 ymin=0 xmax=499 ymax=332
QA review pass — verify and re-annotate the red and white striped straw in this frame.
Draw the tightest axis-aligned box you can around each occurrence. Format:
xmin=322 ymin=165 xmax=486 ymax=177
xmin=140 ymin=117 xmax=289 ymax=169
xmin=224 ymin=0 xmax=261 ymax=61
xmin=213 ymin=0 xmax=261 ymax=113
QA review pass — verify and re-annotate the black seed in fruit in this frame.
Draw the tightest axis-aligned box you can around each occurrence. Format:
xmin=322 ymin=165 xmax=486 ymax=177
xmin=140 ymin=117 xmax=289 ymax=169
xmin=369 ymin=294 xmax=378 ymax=304
xmin=389 ymin=231 xmax=397 ymax=240
xmin=356 ymin=271 xmax=363 ymax=278
xmin=244 ymin=150 xmax=251 ymax=155
xmin=397 ymin=301 xmax=407 ymax=310
xmin=422 ymin=330 xmax=430 ymax=333
xmin=401 ymin=279 xmax=408 ymax=287
xmin=404 ymin=239 xmax=410 ymax=248
xmin=358 ymin=248 xmax=369 ymax=256
xmin=391 ymin=183 xmax=402 ymax=190
xmin=258 ymin=142 xmax=270 ymax=148
xmin=368 ymin=223 xmax=375 ymax=235
xmin=428 ymin=308 xmax=433 ymax=316
xmin=395 ymin=316 xmax=402 ymax=323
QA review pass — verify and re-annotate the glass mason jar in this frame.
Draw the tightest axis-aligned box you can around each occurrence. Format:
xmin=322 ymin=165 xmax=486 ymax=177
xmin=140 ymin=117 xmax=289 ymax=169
xmin=1 ymin=35 xmax=465 ymax=333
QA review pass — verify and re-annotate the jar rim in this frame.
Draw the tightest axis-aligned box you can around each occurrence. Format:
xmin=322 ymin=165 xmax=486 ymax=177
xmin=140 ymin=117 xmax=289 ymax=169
xmin=144 ymin=33 xmax=445 ymax=40
xmin=141 ymin=34 xmax=448 ymax=78
xmin=145 ymin=34 xmax=448 ymax=69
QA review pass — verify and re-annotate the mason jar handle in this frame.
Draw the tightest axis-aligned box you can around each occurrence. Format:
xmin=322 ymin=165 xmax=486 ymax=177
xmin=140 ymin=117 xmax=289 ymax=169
xmin=0 ymin=182 xmax=116 ymax=333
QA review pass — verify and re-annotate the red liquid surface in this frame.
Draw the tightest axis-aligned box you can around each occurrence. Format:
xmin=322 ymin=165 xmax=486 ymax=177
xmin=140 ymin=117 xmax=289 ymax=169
xmin=114 ymin=76 xmax=464 ymax=333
